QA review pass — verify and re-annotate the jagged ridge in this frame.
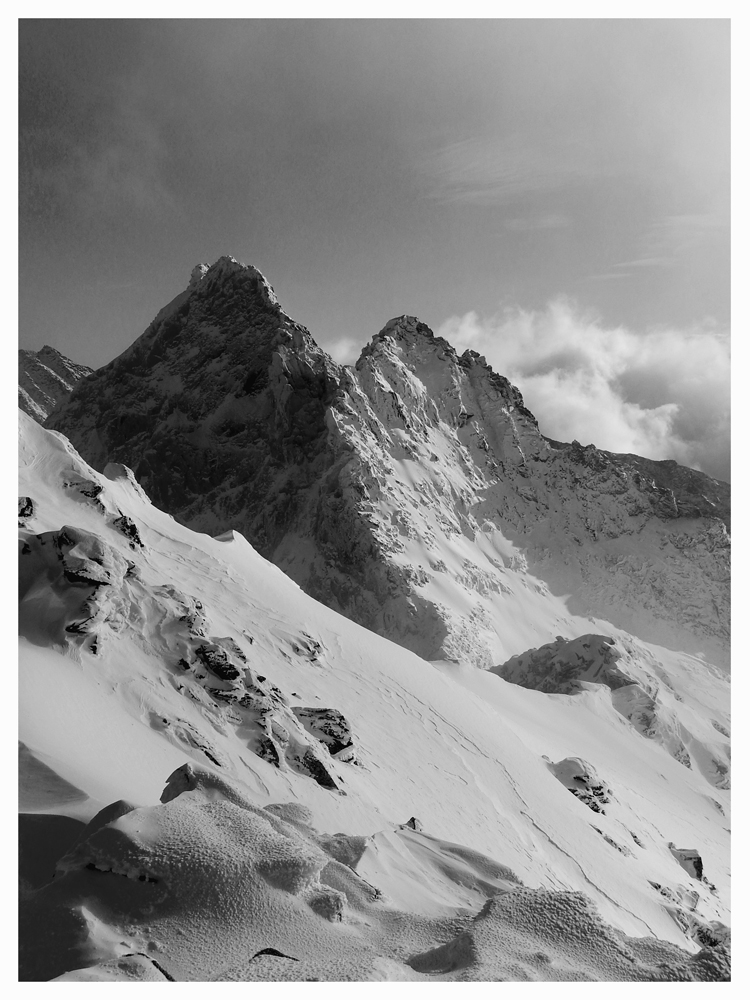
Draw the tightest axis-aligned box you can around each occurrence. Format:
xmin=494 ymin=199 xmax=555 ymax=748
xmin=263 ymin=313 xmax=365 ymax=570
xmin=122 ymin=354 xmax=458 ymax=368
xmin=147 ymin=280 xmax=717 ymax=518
xmin=46 ymin=258 xmax=730 ymax=667
xmin=19 ymin=345 xmax=93 ymax=422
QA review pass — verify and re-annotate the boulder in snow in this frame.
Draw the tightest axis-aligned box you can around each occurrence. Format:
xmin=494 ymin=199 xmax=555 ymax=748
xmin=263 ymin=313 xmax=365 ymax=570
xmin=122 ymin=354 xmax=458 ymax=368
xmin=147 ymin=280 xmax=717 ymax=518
xmin=546 ymin=757 xmax=612 ymax=814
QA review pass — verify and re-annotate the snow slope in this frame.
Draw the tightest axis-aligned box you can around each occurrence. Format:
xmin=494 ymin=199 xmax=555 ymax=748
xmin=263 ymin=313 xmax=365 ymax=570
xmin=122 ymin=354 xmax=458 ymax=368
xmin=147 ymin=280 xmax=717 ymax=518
xmin=46 ymin=258 xmax=730 ymax=671
xmin=19 ymin=414 xmax=730 ymax=981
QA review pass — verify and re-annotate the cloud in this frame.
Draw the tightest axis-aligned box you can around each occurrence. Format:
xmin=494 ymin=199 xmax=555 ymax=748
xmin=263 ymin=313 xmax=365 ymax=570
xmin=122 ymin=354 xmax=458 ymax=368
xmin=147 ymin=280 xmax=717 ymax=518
xmin=328 ymin=337 xmax=359 ymax=365
xmin=421 ymin=132 xmax=610 ymax=205
xmin=436 ymin=299 xmax=730 ymax=482
xmin=594 ymin=213 xmax=729 ymax=280
xmin=611 ymin=257 xmax=675 ymax=270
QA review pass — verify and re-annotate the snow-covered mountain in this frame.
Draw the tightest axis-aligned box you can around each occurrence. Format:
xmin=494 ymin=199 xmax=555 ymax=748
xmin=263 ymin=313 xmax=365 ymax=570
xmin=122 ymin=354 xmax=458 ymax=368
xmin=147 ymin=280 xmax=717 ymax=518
xmin=46 ymin=257 xmax=729 ymax=673
xmin=19 ymin=413 xmax=730 ymax=981
xmin=19 ymin=345 xmax=93 ymax=422
xmin=21 ymin=256 xmax=730 ymax=980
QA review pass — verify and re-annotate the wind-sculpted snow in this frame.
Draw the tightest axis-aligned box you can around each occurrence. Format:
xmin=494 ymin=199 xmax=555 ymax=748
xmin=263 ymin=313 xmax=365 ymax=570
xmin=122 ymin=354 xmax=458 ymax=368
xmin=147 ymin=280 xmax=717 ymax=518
xmin=20 ymin=525 xmax=132 ymax=647
xmin=493 ymin=634 xmax=731 ymax=787
xmin=20 ymin=765 xmax=728 ymax=983
xmin=45 ymin=256 xmax=729 ymax=668
xmin=19 ymin=521 xmax=354 ymax=790
xmin=22 ymin=765 xmax=349 ymax=980
xmin=19 ymin=413 xmax=730 ymax=979
xmin=408 ymin=890 xmax=729 ymax=981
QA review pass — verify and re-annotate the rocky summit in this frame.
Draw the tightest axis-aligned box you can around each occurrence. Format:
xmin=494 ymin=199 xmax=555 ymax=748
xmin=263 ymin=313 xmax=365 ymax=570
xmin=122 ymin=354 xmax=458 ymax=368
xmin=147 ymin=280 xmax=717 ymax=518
xmin=21 ymin=257 xmax=731 ymax=982
xmin=46 ymin=257 xmax=729 ymax=670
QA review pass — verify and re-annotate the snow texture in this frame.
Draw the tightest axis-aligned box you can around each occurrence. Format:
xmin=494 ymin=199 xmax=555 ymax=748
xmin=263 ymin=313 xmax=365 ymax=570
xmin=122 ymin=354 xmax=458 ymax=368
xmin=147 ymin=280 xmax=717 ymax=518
xmin=22 ymin=764 xmax=729 ymax=982
xmin=18 ymin=411 xmax=730 ymax=980
xmin=494 ymin=634 xmax=730 ymax=786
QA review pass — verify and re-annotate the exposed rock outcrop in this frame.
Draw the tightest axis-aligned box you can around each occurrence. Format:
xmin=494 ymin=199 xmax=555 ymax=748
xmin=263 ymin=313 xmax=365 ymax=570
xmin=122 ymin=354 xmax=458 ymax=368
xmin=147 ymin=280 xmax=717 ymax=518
xmin=18 ymin=411 xmax=732 ymax=980
xmin=495 ymin=635 xmax=731 ymax=786
xmin=18 ymin=496 xmax=35 ymax=524
xmin=670 ymin=845 xmax=704 ymax=881
xmin=46 ymin=257 xmax=730 ymax=667
xmin=19 ymin=513 xmax=354 ymax=791
xmin=545 ymin=757 xmax=612 ymax=814
xmin=292 ymin=707 xmax=356 ymax=762
xmin=19 ymin=345 xmax=93 ymax=422
xmin=492 ymin=634 xmax=634 ymax=694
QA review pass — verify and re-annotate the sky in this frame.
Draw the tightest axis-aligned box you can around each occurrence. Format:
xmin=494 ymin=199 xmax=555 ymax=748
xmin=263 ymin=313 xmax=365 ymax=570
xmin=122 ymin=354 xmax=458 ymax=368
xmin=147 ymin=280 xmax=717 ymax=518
xmin=19 ymin=18 xmax=730 ymax=480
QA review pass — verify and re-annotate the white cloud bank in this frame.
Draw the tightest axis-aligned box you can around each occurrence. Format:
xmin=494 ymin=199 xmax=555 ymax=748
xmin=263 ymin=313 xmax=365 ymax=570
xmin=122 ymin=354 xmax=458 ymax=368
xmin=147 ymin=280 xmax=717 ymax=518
xmin=436 ymin=299 xmax=730 ymax=483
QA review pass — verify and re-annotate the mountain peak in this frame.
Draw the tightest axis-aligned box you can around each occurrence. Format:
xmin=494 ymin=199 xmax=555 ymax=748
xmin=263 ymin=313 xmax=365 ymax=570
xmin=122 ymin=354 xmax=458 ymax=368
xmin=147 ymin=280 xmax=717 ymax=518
xmin=378 ymin=315 xmax=433 ymax=339
xmin=358 ymin=315 xmax=459 ymax=368
xmin=45 ymin=259 xmax=729 ymax=670
xmin=188 ymin=263 xmax=210 ymax=288
xmin=374 ymin=315 xmax=444 ymax=346
xmin=185 ymin=256 xmax=279 ymax=309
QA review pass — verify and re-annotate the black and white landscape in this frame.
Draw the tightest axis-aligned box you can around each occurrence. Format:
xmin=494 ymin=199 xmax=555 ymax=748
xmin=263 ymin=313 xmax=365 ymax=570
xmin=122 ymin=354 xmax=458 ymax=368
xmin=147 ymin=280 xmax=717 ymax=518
xmin=19 ymin=19 xmax=729 ymax=984
xmin=19 ymin=257 xmax=730 ymax=982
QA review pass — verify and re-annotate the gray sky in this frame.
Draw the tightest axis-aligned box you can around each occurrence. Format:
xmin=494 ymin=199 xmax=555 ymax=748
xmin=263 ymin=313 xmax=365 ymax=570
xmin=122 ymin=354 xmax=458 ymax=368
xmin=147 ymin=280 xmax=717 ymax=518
xmin=19 ymin=19 xmax=730 ymax=479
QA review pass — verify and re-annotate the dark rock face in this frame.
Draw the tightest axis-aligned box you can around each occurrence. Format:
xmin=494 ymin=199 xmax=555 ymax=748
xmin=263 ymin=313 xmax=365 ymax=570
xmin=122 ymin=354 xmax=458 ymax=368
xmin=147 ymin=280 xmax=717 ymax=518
xmin=492 ymin=634 xmax=634 ymax=695
xmin=546 ymin=757 xmax=612 ymax=814
xmin=495 ymin=636 xmax=729 ymax=784
xmin=292 ymin=707 xmax=356 ymax=761
xmin=18 ymin=496 xmax=35 ymax=523
xmin=45 ymin=258 xmax=341 ymax=537
xmin=46 ymin=256 xmax=730 ymax=665
xmin=112 ymin=514 xmax=143 ymax=548
xmin=19 ymin=514 xmax=352 ymax=792
xmin=670 ymin=845 xmax=704 ymax=880
xmin=194 ymin=642 xmax=242 ymax=681
xmin=19 ymin=345 xmax=93 ymax=422
xmin=402 ymin=817 xmax=423 ymax=831
xmin=545 ymin=439 xmax=731 ymax=530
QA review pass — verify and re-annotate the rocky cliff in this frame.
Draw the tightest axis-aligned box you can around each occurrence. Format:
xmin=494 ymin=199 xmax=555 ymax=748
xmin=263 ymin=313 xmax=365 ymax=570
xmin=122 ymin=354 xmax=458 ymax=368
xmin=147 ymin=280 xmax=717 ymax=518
xmin=46 ymin=257 xmax=730 ymax=667
xmin=19 ymin=345 xmax=93 ymax=422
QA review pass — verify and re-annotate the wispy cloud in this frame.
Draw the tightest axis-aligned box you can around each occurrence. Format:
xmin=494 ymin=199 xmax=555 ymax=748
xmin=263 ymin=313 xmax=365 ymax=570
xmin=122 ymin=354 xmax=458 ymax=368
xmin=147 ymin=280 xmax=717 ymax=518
xmin=421 ymin=132 xmax=608 ymax=206
xmin=588 ymin=212 xmax=728 ymax=281
xmin=612 ymin=257 xmax=675 ymax=269
xmin=436 ymin=299 xmax=729 ymax=482
xmin=639 ymin=213 xmax=726 ymax=262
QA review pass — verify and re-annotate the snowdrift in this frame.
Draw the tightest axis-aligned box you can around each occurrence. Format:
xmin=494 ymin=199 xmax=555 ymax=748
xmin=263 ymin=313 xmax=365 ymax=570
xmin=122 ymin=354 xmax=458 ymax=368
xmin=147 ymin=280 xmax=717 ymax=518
xmin=18 ymin=413 xmax=730 ymax=980
xmin=23 ymin=764 xmax=728 ymax=983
